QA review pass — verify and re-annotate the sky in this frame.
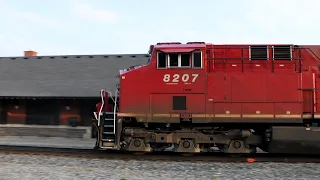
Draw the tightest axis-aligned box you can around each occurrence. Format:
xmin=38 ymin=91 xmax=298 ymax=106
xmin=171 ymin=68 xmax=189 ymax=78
xmin=0 ymin=0 xmax=319 ymax=56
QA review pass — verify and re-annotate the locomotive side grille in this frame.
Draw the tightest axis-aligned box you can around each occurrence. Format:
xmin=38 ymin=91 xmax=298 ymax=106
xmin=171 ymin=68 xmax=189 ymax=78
xmin=273 ymin=45 xmax=292 ymax=60
xmin=172 ymin=96 xmax=187 ymax=110
xmin=249 ymin=45 xmax=268 ymax=60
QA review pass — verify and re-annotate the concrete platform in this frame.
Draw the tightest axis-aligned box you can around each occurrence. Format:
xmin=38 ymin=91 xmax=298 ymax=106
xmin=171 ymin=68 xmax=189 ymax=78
xmin=0 ymin=136 xmax=96 ymax=149
xmin=0 ymin=124 xmax=92 ymax=139
xmin=0 ymin=124 xmax=95 ymax=149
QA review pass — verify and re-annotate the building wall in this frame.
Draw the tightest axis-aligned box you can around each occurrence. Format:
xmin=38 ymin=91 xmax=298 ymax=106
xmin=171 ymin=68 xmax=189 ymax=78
xmin=0 ymin=98 xmax=98 ymax=126
xmin=6 ymin=99 xmax=26 ymax=124
xmin=59 ymin=100 xmax=80 ymax=125
xmin=25 ymin=99 xmax=60 ymax=125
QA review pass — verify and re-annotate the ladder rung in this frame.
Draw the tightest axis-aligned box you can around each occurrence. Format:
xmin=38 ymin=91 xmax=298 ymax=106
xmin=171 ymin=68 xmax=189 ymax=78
xmin=104 ymin=125 xmax=114 ymax=127
xmin=104 ymin=118 xmax=114 ymax=121
xmin=103 ymin=131 xmax=114 ymax=134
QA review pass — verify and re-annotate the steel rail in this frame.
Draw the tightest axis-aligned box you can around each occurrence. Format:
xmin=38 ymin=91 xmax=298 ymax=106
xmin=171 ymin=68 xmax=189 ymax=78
xmin=1 ymin=145 xmax=320 ymax=163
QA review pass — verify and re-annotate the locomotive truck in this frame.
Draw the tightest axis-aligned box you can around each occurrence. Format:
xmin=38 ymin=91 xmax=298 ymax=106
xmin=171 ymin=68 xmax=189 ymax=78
xmin=93 ymin=42 xmax=320 ymax=155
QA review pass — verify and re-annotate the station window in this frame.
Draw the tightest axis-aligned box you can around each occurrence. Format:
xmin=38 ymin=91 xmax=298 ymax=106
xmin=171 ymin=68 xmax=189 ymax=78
xmin=273 ymin=45 xmax=292 ymax=60
xmin=249 ymin=46 xmax=268 ymax=60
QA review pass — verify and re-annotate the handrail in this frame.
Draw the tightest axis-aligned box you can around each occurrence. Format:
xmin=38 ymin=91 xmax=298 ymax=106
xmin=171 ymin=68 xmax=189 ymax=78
xmin=205 ymin=46 xmax=320 ymax=73
xmin=97 ymin=89 xmax=105 ymax=127
xmin=206 ymin=47 xmax=320 ymax=61
xmin=113 ymin=88 xmax=118 ymax=134
xmin=208 ymin=58 xmax=300 ymax=61
xmin=205 ymin=46 xmax=307 ymax=73
xmin=212 ymin=101 xmax=302 ymax=103
xmin=306 ymin=48 xmax=320 ymax=61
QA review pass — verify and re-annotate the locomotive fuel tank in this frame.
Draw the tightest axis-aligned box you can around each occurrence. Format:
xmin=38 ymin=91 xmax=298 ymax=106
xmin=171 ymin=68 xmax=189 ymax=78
xmin=268 ymin=126 xmax=320 ymax=154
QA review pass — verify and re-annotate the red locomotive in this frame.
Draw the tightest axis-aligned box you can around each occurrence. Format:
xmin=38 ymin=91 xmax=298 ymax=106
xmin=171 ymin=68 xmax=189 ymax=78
xmin=93 ymin=42 xmax=320 ymax=155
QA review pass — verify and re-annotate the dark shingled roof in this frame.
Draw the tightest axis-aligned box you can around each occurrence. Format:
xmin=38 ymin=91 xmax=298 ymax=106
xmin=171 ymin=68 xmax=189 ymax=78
xmin=0 ymin=54 xmax=149 ymax=97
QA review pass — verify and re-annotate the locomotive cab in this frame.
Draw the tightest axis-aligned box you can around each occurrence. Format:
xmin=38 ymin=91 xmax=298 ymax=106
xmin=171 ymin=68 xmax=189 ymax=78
xmin=116 ymin=42 xmax=208 ymax=124
xmin=147 ymin=42 xmax=208 ymax=124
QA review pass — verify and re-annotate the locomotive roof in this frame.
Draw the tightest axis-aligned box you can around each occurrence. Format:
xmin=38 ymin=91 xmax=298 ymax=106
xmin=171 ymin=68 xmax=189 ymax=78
xmin=154 ymin=43 xmax=207 ymax=49
xmin=0 ymin=54 xmax=149 ymax=98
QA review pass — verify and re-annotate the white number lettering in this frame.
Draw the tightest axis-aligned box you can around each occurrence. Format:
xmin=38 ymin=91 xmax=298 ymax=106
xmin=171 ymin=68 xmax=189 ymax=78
xmin=181 ymin=74 xmax=189 ymax=82
xmin=163 ymin=74 xmax=170 ymax=82
xmin=191 ymin=74 xmax=199 ymax=82
xmin=162 ymin=73 xmax=199 ymax=83
xmin=172 ymin=74 xmax=179 ymax=82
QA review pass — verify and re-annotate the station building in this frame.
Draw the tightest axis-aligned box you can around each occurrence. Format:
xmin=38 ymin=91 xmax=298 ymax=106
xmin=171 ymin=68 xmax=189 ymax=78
xmin=0 ymin=50 xmax=148 ymax=126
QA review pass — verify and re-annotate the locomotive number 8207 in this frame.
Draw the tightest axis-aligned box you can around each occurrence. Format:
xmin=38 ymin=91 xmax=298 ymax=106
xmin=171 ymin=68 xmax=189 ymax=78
xmin=94 ymin=42 xmax=320 ymax=156
xmin=162 ymin=73 xmax=199 ymax=83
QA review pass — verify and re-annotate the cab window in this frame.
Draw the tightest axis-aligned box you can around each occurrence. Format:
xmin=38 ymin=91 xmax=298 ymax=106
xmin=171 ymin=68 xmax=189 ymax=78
xmin=169 ymin=53 xmax=179 ymax=67
xmin=168 ymin=53 xmax=190 ymax=68
xmin=192 ymin=51 xmax=202 ymax=68
xmin=157 ymin=51 xmax=202 ymax=69
xmin=157 ymin=52 xmax=166 ymax=68
xmin=181 ymin=53 xmax=191 ymax=66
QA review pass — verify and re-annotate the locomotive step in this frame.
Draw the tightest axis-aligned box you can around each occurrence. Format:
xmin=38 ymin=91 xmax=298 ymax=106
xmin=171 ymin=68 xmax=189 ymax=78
xmin=101 ymin=138 xmax=115 ymax=142
xmin=100 ymin=138 xmax=116 ymax=149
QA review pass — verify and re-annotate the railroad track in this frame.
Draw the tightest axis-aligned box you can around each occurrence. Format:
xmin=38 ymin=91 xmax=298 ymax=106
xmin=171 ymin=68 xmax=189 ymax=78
xmin=1 ymin=145 xmax=320 ymax=163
